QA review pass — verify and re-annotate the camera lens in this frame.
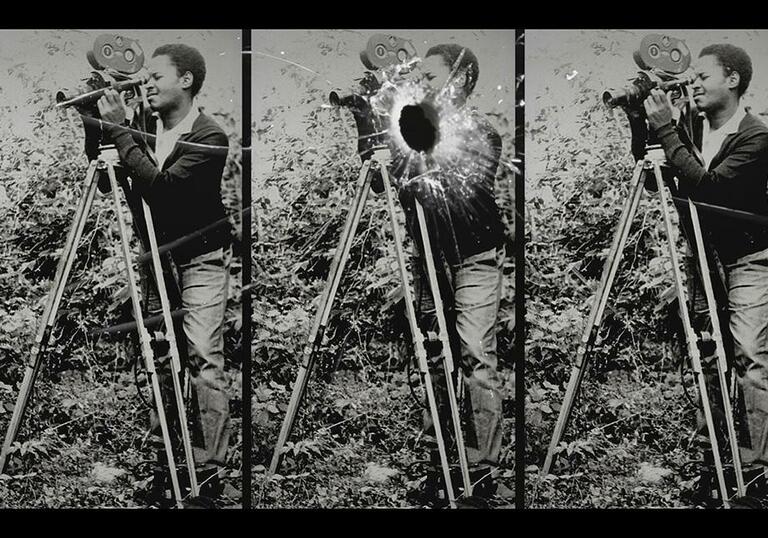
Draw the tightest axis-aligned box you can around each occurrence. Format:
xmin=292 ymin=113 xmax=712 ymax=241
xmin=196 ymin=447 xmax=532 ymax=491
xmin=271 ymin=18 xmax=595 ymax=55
xmin=649 ymin=44 xmax=660 ymax=58
xmin=671 ymin=49 xmax=681 ymax=63
xmin=125 ymin=49 xmax=135 ymax=63
xmin=102 ymin=44 xmax=113 ymax=58
xmin=375 ymin=44 xmax=387 ymax=59
xmin=397 ymin=49 xmax=408 ymax=62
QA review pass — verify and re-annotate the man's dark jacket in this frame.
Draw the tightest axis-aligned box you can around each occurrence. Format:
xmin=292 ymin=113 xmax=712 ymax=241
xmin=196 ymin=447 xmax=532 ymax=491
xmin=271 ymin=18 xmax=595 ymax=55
xmin=652 ymin=111 xmax=768 ymax=264
xmin=85 ymin=109 xmax=231 ymax=264
xmin=395 ymin=111 xmax=505 ymax=267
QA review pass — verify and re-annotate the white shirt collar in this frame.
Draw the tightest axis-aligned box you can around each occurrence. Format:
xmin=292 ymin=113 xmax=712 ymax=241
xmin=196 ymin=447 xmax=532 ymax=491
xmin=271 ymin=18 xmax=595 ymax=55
xmin=704 ymin=106 xmax=747 ymax=136
xmin=153 ymin=106 xmax=201 ymax=169
xmin=700 ymin=106 xmax=747 ymax=169
xmin=156 ymin=105 xmax=200 ymax=136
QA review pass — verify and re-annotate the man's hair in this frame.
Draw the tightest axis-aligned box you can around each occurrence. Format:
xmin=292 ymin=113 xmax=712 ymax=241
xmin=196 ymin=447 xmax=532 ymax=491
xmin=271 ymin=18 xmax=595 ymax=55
xmin=152 ymin=44 xmax=207 ymax=97
xmin=699 ymin=43 xmax=753 ymax=97
xmin=425 ymin=44 xmax=479 ymax=97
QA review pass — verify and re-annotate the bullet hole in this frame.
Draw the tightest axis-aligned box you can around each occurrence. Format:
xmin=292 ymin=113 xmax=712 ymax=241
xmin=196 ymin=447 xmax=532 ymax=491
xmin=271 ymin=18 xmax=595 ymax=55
xmin=399 ymin=101 xmax=440 ymax=153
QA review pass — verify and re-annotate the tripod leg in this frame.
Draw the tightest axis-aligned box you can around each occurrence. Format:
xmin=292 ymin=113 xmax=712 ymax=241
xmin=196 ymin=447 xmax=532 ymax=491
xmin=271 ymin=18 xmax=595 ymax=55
xmin=414 ymin=200 xmax=473 ymax=499
xmin=652 ymin=163 xmax=730 ymax=507
xmin=0 ymin=161 xmax=100 ymax=473
xmin=380 ymin=168 xmax=458 ymax=508
xmin=105 ymin=164 xmax=183 ymax=509
xmin=542 ymin=160 xmax=646 ymax=476
xmin=141 ymin=199 xmax=199 ymax=498
xmin=688 ymin=199 xmax=745 ymax=497
xmin=267 ymin=159 xmax=374 ymax=478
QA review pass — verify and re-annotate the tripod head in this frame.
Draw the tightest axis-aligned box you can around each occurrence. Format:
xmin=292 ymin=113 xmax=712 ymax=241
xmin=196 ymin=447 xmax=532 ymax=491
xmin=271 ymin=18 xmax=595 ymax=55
xmin=370 ymin=146 xmax=393 ymax=165
xmin=96 ymin=144 xmax=121 ymax=169
xmin=642 ymin=143 xmax=668 ymax=169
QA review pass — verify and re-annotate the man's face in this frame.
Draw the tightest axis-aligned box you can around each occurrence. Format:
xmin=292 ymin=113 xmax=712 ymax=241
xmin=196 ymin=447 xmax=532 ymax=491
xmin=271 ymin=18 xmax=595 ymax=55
xmin=144 ymin=54 xmax=189 ymax=112
xmin=691 ymin=54 xmax=739 ymax=113
xmin=420 ymin=54 xmax=467 ymax=103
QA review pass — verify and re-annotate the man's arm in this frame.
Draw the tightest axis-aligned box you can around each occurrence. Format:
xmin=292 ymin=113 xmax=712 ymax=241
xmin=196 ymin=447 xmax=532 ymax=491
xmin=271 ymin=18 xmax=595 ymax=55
xmin=96 ymin=89 xmax=228 ymax=195
xmin=81 ymin=104 xmax=137 ymax=162
xmin=104 ymin=124 xmax=228 ymax=193
xmin=645 ymin=89 xmax=768 ymax=199
xmin=654 ymin=122 xmax=768 ymax=187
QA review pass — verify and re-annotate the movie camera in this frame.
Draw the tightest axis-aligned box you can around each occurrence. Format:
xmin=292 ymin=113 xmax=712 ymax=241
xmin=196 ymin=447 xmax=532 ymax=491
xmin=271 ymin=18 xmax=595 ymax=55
xmin=603 ymin=34 xmax=695 ymax=110
xmin=328 ymin=34 xmax=419 ymax=160
xmin=55 ymin=34 xmax=148 ymax=114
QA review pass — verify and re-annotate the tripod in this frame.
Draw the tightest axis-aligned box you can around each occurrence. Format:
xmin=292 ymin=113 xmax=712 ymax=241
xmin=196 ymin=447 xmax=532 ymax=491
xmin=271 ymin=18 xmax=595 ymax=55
xmin=540 ymin=145 xmax=745 ymax=507
xmin=0 ymin=146 xmax=199 ymax=508
xmin=264 ymin=148 xmax=473 ymax=508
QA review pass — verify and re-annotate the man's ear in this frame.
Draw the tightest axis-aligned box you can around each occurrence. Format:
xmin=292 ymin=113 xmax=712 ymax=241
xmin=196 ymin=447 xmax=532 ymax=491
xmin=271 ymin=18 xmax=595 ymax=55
xmin=728 ymin=70 xmax=741 ymax=93
xmin=451 ymin=69 xmax=467 ymax=91
xmin=181 ymin=71 xmax=194 ymax=91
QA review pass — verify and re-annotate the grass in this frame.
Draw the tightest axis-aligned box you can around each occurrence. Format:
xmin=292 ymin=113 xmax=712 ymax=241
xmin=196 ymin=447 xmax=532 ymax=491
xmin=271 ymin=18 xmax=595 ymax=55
xmin=525 ymin=366 xmax=723 ymax=508
xmin=253 ymin=368 xmax=516 ymax=509
xmin=0 ymin=362 xmax=242 ymax=508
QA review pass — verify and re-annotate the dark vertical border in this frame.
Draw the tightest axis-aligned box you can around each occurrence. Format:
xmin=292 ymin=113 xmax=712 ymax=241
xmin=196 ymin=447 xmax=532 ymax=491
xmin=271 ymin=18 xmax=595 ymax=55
xmin=514 ymin=28 xmax=526 ymax=510
xmin=241 ymin=28 xmax=253 ymax=510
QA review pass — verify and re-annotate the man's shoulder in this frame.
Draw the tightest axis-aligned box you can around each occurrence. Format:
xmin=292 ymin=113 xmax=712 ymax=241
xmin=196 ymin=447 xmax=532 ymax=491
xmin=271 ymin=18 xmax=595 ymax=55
xmin=190 ymin=111 xmax=227 ymax=138
xmin=470 ymin=109 xmax=499 ymax=131
xmin=188 ymin=111 xmax=229 ymax=152
xmin=732 ymin=112 xmax=768 ymax=155
xmin=469 ymin=109 xmax=502 ymax=147
xmin=741 ymin=111 xmax=768 ymax=135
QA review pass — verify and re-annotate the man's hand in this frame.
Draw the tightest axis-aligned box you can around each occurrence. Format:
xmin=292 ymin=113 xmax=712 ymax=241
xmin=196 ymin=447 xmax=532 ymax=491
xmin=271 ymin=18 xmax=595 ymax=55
xmin=643 ymin=88 xmax=675 ymax=131
xmin=97 ymin=89 xmax=127 ymax=127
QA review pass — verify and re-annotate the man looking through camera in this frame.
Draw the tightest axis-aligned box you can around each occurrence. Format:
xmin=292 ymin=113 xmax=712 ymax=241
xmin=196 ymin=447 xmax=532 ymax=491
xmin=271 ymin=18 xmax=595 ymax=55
xmin=643 ymin=43 xmax=768 ymax=499
xmin=391 ymin=44 xmax=511 ymax=503
xmin=88 ymin=43 xmax=232 ymax=505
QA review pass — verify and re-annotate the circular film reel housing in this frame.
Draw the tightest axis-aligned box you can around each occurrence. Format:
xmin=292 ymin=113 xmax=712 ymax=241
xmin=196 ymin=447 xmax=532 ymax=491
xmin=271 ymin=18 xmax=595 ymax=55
xmin=87 ymin=34 xmax=145 ymax=75
xmin=360 ymin=34 xmax=417 ymax=70
xmin=633 ymin=34 xmax=691 ymax=74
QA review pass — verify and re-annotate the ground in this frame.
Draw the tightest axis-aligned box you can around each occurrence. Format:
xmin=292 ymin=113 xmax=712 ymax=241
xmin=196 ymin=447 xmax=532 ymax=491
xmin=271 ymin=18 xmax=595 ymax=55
xmin=253 ymin=368 xmax=516 ymax=509
xmin=0 ymin=366 xmax=242 ymax=508
xmin=525 ymin=366 xmax=733 ymax=508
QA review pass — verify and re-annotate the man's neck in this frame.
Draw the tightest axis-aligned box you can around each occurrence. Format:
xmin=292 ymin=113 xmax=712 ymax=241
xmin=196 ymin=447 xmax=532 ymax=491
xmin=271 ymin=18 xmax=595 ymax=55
xmin=159 ymin=98 xmax=194 ymax=131
xmin=706 ymin=97 xmax=741 ymax=130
